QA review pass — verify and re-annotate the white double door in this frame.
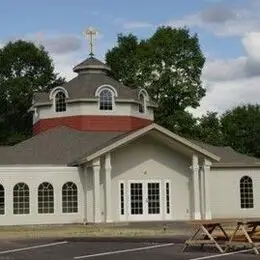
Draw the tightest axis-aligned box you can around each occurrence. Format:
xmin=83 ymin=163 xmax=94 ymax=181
xmin=128 ymin=180 xmax=163 ymax=221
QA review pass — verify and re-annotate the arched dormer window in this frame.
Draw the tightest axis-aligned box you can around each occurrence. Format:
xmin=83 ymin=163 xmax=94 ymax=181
xmin=55 ymin=92 xmax=66 ymax=112
xmin=100 ymin=89 xmax=113 ymax=110
xmin=138 ymin=93 xmax=145 ymax=113
xmin=138 ymin=89 xmax=149 ymax=114
xmin=49 ymin=87 xmax=68 ymax=113
xmin=95 ymin=85 xmax=118 ymax=111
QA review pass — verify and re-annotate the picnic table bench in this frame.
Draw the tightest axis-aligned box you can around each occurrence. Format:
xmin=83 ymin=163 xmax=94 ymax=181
xmin=183 ymin=218 xmax=260 ymax=255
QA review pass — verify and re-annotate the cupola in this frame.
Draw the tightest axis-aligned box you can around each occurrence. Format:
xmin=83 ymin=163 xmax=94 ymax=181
xmin=73 ymin=57 xmax=111 ymax=75
xmin=30 ymin=32 xmax=156 ymax=135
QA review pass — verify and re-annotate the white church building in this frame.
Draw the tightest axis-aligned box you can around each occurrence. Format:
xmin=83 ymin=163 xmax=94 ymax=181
xmin=0 ymin=55 xmax=259 ymax=226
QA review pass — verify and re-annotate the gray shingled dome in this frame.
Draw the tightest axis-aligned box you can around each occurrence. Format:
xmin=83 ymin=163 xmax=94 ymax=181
xmin=73 ymin=57 xmax=111 ymax=74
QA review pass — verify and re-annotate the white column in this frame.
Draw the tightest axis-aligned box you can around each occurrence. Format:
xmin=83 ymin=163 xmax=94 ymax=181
xmin=203 ymin=159 xmax=212 ymax=219
xmin=192 ymin=154 xmax=201 ymax=219
xmin=83 ymin=166 xmax=88 ymax=224
xmin=93 ymin=158 xmax=101 ymax=223
xmin=199 ymin=167 xmax=205 ymax=219
xmin=105 ymin=153 xmax=112 ymax=222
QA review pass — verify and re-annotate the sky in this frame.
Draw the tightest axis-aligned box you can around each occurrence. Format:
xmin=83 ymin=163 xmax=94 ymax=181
xmin=0 ymin=0 xmax=260 ymax=117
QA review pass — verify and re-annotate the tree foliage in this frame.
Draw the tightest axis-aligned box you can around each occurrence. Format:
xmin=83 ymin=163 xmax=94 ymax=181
xmin=196 ymin=111 xmax=223 ymax=146
xmin=106 ymin=26 xmax=206 ymax=136
xmin=0 ymin=40 xmax=65 ymax=144
xmin=221 ymin=104 xmax=260 ymax=158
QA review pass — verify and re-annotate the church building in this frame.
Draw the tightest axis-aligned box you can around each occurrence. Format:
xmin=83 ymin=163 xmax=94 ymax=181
xmin=0 ymin=53 xmax=260 ymax=226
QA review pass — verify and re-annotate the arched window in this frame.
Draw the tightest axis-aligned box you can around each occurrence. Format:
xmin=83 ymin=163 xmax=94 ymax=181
xmin=13 ymin=183 xmax=30 ymax=214
xmin=138 ymin=94 xmax=145 ymax=113
xmin=99 ymin=89 xmax=113 ymax=110
xmin=55 ymin=92 xmax=66 ymax=112
xmin=240 ymin=176 xmax=254 ymax=208
xmin=0 ymin=184 xmax=4 ymax=215
xmin=62 ymin=182 xmax=78 ymax=213
xmin=38 ymin=182 xmax=54 ymax=214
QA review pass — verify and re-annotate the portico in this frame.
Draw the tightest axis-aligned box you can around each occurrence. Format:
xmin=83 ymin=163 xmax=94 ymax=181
xmin=80 ymin=124 xmax=218 ymax=223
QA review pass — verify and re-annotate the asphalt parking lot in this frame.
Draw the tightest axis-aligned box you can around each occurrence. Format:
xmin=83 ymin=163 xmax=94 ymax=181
xmin=0 ymin=238 xmax=258 ymax=260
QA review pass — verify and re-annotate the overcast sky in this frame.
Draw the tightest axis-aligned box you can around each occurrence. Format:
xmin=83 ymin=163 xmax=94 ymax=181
xmin=0 ymin=0 xmax=259 ymax=117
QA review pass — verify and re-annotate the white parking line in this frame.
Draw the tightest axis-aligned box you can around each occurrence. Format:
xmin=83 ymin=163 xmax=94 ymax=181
xmin=0 ymin=241 xmax=68 ymax=255
xmin=189 ymin=247 xmax=257 ymax=260
xmin=74 ymin=243 xmax=174 ymax=259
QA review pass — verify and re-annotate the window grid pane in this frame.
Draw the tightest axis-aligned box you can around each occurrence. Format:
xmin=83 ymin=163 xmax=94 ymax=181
xmin=38 ymin=182 xmax=54 ymax=214
xmin=62 ymin=182 xmax=78 ymax=213
xmin=138 ymin=94 xmax=145 ymax=113
xmin=148 ymin=183 xmax=160 ymax=214
xmin=99 ymin=89 xmax=113 ymax=110
xmin=240 ymin=176 xmax=254 ymax=209
xmin=55 ymin=92 xmax=66 ymax=112
xmin=0 ymin=185 xmax=4 ymax=215
xmin=120 ymin=183 xmax=124 ymax=215
xmin=166 ymin=182 xmax=170 ymax=214
xmin=130 ymin=183 xmax=143 ymax=215
xmin=13 ymin=183 xmax=30 ymax=215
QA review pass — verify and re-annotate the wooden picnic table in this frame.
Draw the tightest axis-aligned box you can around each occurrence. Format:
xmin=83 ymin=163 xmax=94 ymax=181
xmin=183 ymin=218 xmax=260 ymax=255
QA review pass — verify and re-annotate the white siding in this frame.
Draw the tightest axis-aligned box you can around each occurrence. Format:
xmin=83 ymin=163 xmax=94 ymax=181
xmin=0 ymin=167 xmax=85 ymax=226
xmin=34 ymin=102 xmax=154 ymax=123
xmin=210 ymin=168 xmax=260 ymax=218
xmin=110 ymin=136 xmax=192 ymax=221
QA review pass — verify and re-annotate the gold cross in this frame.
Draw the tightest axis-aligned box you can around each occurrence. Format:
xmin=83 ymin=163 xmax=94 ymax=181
xmin=83 ymin=27 xmax=98 ymax=57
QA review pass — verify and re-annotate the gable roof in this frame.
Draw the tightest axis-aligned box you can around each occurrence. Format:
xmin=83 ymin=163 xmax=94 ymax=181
xmin=69 ymin=123 xmax=221 ymax=165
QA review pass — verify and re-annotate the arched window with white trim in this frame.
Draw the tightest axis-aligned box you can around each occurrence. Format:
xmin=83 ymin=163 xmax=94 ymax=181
xmin=55 ymin=91 xmax=66 ymax=112
xmin=138 ymin=93 xmax=145 ymax=113
xmin=240 ymin=176 xmax=254 ymax=209
xmin=38 ymin=182 xmax=54 ymax=214
xmin=138 ymin=89 xmax=148 ymax=114
xmin=99 ymin=89 xmax=113 ymax=110
xmin=62 ymin=182 xmax=78 ymax=213
xmin=13 ymin=183 xmax=30 ymax=214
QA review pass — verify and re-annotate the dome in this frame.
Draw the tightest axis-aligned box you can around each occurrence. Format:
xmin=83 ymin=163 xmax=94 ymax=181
xmin=73 ymin=57 xmax=111 ymax=74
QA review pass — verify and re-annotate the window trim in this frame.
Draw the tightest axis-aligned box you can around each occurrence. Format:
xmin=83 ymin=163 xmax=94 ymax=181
xmin=38 ymin=182 xmax=54 ymax=214
xmin=62 ymin=182 xmax=78 ymax=214
xmin=98 ymin=88 xmax=114 ymax=111
xmin=13 ymin=182 xmax=30 ymax=215
xmin=240 ymin=176 xmax=254 ymax=209
xmin=138 ymin=89 xmax=149 ymax=114
xmin=49 ymin=86 xmax=68 ymax=113
xmin=95 ymin=85 xmax=118 ymax=112
xmin=138 ymin=93 xmax=146 ymax=113
xmin=54 ymin=91 xmax=67 ymax=112
xmin=119 ymin=181 xmax=126 ymax=221
xmin=0 ymin=184 xmax=5 ymax=216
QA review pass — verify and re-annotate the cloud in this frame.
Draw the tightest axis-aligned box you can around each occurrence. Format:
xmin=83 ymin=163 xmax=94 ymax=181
xmin=27 ymin=33 xmax=83 ymax=55
xmin=167 ymin=3 xmax=260 ymax=37
xmin=200 ymin=5 xmax=237 ymax=23
xmin=123 ymin=21 xmax=153 ymax=29
xmin=41 ymin=35 xmax=82 ymax=54
xmin=242 ymin=32 xmax=260 ymax=62
xmin=190 ymin=32 xmax=260 ymax=117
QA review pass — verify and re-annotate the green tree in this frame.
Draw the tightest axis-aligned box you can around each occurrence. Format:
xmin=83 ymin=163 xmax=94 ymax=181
xmin=0 ymin=40 xmax=65 ymax=144
xmin=196 ymin=111 xmax=223 ymax=146
xmin=106 ymin=26 xmax=206 ymax=136
xmin=221 ymin=104 xmax=260 ymax=157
